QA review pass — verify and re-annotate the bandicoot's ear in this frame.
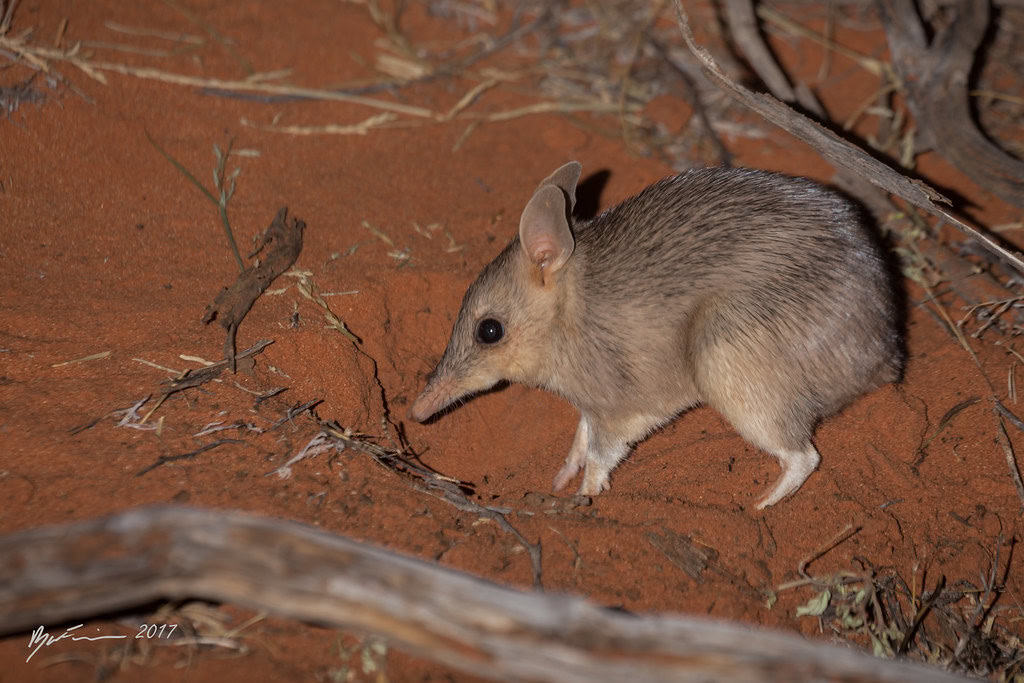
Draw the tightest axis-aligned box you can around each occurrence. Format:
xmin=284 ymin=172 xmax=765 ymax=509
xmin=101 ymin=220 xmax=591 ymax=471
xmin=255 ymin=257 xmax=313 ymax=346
xmin=534 ymin=161 xmax=582 ymax=214
xmin=519 ymin=185 xmax=575 ymax=283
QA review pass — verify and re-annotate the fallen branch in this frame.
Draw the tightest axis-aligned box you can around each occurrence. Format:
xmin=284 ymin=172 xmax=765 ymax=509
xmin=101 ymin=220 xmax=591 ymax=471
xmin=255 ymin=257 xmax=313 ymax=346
xmin=721 ymin=0 xmax=824 ymax=117
xmin=0 ymin=506 xmax=962 ymax=682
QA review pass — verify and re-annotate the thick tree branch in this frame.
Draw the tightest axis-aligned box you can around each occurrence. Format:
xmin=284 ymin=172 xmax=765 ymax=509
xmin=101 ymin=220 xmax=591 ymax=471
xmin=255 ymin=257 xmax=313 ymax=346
xmin=0 ymin=506 xmax=962 ymax=682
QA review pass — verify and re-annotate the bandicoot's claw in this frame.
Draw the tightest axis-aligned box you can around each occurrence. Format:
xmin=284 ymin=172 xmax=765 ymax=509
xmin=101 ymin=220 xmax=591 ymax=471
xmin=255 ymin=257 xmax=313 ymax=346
xmin=578 ymin=471 xmax=611 ymax=497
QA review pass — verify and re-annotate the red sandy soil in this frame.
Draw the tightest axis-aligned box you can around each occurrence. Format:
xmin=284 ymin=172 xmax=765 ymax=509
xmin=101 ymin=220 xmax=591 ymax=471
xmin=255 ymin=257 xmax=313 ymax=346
xmin=1 ymin=1 xmax=1022 ymax=681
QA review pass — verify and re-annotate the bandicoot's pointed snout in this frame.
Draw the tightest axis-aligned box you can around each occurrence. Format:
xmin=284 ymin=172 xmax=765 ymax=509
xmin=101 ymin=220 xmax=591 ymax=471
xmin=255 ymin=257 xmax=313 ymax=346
xmin=406 ymin=401 xmax=431 ymax=423
xmin=408 ymin=374 xmax=457 ymax=423
xmin=407 ymin=393 xmax=434 ymax=423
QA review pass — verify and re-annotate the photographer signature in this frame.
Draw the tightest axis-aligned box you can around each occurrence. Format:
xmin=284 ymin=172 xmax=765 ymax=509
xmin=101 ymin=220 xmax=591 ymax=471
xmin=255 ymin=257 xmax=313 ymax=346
xmin=26 ymin=625 xmax=126 ymax=663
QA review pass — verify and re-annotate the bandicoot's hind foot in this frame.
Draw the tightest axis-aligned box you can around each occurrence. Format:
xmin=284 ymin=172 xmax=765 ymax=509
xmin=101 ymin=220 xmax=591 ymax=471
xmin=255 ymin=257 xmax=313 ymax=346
xmin=756 ymin=444 xmax=821 ymax=509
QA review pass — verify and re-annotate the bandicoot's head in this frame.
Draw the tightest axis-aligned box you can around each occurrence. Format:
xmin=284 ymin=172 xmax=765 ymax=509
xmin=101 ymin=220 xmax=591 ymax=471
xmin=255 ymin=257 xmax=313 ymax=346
xmin=408 ymin=162 xmax=582 ymax=422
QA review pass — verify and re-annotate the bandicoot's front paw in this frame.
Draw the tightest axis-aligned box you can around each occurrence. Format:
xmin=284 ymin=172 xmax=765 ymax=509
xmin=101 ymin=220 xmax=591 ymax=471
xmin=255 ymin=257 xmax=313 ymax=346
xmin=552 ymin=461 xmax=581 ymax=492
xmin=578 ymin=470 xmax=611 ymax=496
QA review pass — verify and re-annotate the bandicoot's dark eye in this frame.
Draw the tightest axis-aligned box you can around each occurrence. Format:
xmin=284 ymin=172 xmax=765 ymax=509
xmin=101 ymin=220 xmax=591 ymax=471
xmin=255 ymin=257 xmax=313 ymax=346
xmin=476 ymin=318 xmax=504 ymax=344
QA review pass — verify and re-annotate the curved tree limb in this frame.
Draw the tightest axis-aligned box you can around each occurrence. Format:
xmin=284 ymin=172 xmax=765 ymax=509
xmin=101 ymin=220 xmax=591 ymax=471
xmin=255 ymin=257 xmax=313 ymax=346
xmin=713 ymin=0 xmax=1016 ymax=310
xmin=671 ymin=0 xmax=1024 ymax=276
xmin=0 ymin=506 xmax=962 ymax=682
xmin=879 ymin=0 xmax=1024 ymax=209
xmin=721 ymin=0 xmax=826 ymax=117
